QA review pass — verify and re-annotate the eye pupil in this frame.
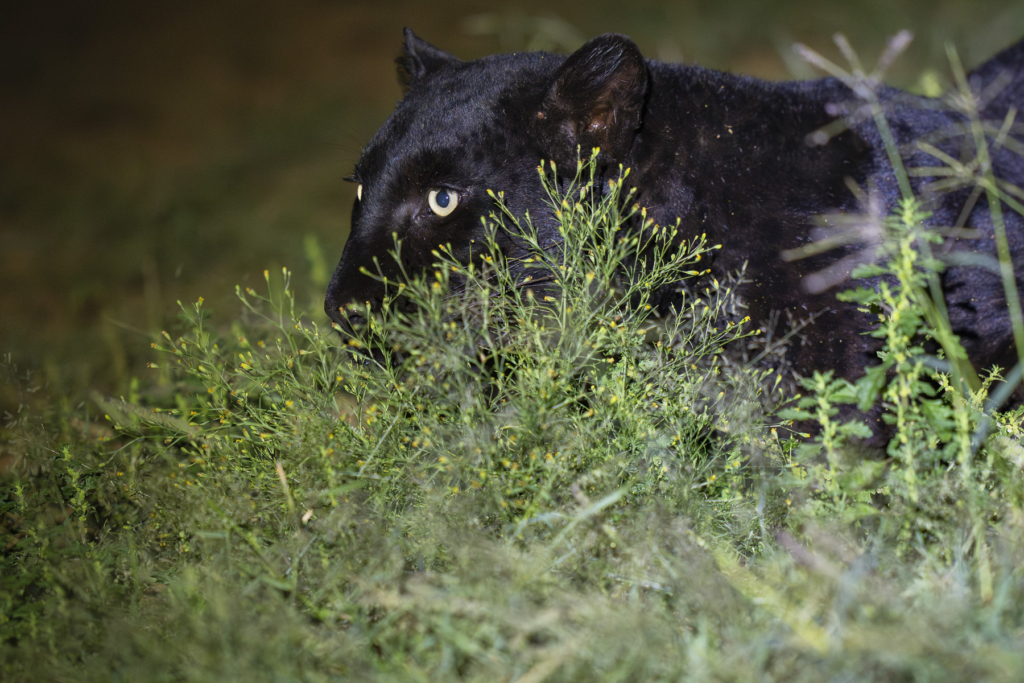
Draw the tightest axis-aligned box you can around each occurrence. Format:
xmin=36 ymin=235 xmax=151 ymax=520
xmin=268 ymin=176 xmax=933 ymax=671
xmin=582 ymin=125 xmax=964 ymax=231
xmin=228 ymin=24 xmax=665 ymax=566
xmin=435 ymin=190 xmax=450 ymax=208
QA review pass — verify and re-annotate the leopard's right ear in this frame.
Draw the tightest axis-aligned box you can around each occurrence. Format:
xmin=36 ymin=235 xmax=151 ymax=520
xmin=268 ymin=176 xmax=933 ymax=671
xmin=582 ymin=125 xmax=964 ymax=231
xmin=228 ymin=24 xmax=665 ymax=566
xmin=540 ymin=34 xmax=648 ymax=164
xmin=397 ymin=28 xmax=461 ymax=90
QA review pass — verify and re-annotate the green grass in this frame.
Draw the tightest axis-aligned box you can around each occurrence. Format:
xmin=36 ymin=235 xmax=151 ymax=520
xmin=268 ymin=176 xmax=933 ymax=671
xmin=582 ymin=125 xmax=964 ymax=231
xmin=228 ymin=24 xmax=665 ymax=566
xmin=5 ymin=35 xmax=1024 ymax=683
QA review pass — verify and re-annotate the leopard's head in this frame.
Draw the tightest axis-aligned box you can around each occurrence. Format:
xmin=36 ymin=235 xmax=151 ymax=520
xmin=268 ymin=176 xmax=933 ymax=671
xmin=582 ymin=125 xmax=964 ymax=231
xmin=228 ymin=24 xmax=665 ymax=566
xmin=325 ymin=29 xmax=648 ymax=333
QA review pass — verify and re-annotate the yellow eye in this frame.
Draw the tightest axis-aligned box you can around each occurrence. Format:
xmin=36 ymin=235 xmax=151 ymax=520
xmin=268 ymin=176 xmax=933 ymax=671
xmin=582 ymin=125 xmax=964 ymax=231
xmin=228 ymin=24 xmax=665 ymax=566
xmin=357 ymin=184 xmax=363 ymax=201
xmin=427 ymin=188 xmax=459 ymax=217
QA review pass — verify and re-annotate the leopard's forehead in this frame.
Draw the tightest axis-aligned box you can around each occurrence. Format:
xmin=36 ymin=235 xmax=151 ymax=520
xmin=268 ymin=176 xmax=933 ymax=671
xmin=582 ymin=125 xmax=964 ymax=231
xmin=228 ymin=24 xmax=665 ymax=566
xmin=356 ymin=52 xmax=562 ymax=184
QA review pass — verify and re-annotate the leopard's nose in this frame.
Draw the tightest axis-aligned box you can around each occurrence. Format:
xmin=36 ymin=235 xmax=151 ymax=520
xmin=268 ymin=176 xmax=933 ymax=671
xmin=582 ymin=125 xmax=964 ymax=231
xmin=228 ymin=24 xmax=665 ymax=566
xmin=344 ymin=311 xmax=367 ymax=331
xmin=325 ymin=296 xmax=376 ymax=337
xmin=325 ymin=298 xmax=354 ymax=333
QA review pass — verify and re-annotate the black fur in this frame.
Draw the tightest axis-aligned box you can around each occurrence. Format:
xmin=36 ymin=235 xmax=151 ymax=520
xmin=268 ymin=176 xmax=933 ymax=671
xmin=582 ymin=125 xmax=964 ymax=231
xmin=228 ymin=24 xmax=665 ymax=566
xmin=326 ymin=30 xmax=1024 ymax=383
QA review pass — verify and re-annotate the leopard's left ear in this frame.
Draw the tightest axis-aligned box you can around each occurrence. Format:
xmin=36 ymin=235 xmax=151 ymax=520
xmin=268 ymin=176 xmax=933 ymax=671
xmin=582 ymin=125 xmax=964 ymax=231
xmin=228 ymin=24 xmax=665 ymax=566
xmin=397 ymin=28 xmax=461 ymax=90
xmin=541 ymin=34 xmax=648 ymax=163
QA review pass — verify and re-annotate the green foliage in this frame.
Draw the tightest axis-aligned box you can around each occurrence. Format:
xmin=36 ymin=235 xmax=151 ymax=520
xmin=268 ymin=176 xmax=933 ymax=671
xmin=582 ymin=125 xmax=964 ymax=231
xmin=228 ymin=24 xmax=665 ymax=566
xmin=5 ymin=72 xmax=1024 ymax=683
xmin=778 ymin=40 xmax=1024 ymax=605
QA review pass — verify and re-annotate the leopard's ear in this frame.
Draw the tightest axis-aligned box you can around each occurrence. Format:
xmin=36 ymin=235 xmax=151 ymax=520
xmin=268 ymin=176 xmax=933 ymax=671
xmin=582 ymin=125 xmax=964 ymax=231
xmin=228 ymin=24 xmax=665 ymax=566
xmin=397 ymin=28 xmax=461 ymax=90
xmin=541 ymin=34 xmax=648 ymax=163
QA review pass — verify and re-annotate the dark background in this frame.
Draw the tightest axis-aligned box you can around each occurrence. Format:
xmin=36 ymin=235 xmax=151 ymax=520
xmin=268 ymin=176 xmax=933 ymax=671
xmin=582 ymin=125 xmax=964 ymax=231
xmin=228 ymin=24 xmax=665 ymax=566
xmin=2 ymin=0 xmax=1023 ymax=399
